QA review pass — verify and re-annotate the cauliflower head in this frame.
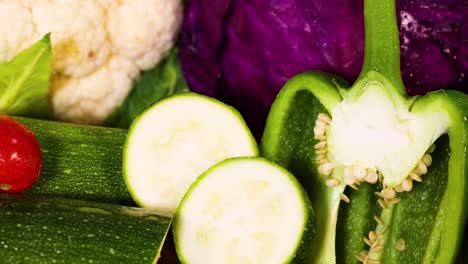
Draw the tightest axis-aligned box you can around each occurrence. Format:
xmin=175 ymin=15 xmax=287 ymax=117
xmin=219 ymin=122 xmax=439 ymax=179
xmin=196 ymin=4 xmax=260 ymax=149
xmin=0 ymin=0 xmax=183 ymax=124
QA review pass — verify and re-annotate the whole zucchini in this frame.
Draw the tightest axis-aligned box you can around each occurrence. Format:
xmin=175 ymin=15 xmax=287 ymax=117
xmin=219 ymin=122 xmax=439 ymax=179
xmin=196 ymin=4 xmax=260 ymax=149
xmin=0 ymin=194 xmax=171 ymax=263
xmin=16 ymin=117 xmax=134 ymax=205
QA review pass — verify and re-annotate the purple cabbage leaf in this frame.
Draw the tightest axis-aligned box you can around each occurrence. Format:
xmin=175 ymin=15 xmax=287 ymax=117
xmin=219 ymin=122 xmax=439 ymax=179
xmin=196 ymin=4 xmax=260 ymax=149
xmin=180 ymin=0 xmax=468 ymax=138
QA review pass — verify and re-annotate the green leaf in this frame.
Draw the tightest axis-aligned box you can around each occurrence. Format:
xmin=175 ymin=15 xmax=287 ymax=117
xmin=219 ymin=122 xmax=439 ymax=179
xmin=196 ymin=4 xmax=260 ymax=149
xmin=104 ymin=47 xmax=189 ymax=128
xmin=0 ymin=34 xmax=52 ymax=118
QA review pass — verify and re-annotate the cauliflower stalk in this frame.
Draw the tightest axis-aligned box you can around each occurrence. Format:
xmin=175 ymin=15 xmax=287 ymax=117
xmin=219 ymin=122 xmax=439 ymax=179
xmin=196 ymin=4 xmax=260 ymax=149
xmin=0 ymin=0 xmax=182 ymax=124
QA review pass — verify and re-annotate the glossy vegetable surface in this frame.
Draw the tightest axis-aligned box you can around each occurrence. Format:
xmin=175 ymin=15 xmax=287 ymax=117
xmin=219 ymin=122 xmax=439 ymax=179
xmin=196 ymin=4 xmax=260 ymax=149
xmin=16 ymin=117 xmax=134 ymax=206
xmin=180 ymin=0 xmax=468 ymax=138
xmin=260 ymin=0 xmax=467 ymax=262
xmin=0 ymin=115 xmax=42 ymax=193
xmin=0 ymin=194 xmax=171 ymax=264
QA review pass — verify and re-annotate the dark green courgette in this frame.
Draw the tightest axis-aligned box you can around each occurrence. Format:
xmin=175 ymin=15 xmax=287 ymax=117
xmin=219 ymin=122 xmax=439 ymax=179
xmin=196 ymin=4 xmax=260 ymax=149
xmin=0 ymin=194 xmax=171 ymax=263
xmin=15 ymin=117 xmax=133 ymax=206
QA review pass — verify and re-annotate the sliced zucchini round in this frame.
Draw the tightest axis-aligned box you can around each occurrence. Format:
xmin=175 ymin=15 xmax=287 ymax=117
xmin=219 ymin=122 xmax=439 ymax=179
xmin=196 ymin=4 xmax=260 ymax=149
xmin=123 ymin=92 xmax=258 ymax=215
xmin=173 ymin=157 xmax=315 ymax=264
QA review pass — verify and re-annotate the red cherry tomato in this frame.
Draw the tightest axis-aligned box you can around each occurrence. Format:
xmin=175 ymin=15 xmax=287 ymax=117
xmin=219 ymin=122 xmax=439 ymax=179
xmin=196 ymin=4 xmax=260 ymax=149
xmin=0 ymin=115 xmax=42 ymax=193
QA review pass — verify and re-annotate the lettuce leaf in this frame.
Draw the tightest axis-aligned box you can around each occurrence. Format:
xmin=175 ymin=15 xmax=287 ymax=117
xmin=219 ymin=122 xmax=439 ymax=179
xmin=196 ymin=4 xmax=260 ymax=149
xmin=104 ymin=47 xmax=189 ymax=128
xmin=0 ymin=34 xmax=52 ymax=119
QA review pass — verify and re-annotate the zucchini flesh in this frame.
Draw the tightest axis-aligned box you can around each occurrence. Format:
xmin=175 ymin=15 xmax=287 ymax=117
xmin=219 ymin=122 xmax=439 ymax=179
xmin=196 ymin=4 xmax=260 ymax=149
xmin=124 ymin=93 xmax=258 ymax=215
xmin=173 ymin=158 xmax=315 ymax=264
xmin=0 ymin=194 xmax=171 ymax=263
xmin=15 ymin=117 xmax=134 ymax=206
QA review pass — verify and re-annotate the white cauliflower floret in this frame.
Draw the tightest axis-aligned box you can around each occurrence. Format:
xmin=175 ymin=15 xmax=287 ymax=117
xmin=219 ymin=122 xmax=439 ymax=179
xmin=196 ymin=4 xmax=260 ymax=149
xmin=96 ymin=0 xmax=123 ymax=9
xmin=31 ymin=1 xmax=110 ymax=78
xmin=52 ymin=56 xmax=139 ymax=124
xmin=106 ymin=0 xmax=183 ymax=70
xmin=0 ymin=0 xmax=36 ymax=62
xmin=0 ymin=0 xmax=183 ymax=124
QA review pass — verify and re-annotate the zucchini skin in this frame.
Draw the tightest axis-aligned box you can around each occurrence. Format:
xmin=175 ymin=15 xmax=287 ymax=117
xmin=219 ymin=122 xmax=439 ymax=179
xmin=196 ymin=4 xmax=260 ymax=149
xmin=0 ymin=194 xmax=171 ymax=264
xmin=16 ymin=117 xmax=134 ymax=206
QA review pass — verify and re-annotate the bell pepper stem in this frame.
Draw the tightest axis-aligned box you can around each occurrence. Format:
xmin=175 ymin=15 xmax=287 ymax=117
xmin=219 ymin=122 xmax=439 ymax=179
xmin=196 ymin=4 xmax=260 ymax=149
xmin=358 ymin=0 xmax=406 ymax=96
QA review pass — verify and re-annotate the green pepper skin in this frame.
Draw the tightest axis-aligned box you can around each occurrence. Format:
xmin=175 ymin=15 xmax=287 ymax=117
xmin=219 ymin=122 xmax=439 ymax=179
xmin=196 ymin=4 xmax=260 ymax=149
xmin=262 ymin=72 xmax=348 ymax=263
xmin=260 ymin=0 xmax=467 ymax=263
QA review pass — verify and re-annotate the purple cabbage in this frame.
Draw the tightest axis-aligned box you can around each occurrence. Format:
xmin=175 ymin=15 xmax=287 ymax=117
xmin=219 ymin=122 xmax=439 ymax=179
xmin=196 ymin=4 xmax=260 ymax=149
xmin=180 ymin=0 xmax=468 ymax=138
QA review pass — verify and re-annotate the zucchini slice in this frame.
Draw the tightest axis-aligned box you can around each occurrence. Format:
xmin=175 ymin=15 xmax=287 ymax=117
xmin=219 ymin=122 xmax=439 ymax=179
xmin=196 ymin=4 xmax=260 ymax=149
xmin=173 ymin=158 xmax=315 ymax=264
xmin=0 ymin=194 xmax=171 ymax=263
xmin=123 ymin=93 xmax=258 ymax=215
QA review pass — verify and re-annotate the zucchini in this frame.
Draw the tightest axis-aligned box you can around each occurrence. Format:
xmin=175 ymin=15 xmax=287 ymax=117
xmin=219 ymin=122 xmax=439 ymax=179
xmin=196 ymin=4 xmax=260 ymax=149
xmin=0 ymin=193 xmax=171 ymax=263
xmin=173 ymin=157 xmax=316 ymax=264
xmin=15 ymin=117 xmax=133 ymax=205
xmin=124 ymin=93 xmax=258 ymax=215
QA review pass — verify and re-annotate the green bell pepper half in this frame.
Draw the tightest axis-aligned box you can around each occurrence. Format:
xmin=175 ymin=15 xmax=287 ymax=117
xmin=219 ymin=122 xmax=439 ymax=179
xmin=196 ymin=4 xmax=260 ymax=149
xmin=261 ymin=0 xmax=467 ymax=263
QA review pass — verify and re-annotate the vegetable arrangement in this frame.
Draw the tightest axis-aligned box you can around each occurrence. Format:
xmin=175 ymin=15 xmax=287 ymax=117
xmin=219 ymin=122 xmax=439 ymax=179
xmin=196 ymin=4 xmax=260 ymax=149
xmin=262 ymin=0 xmax=467 ymax=263
xmin=0 ymin=0 xmax=466 ymax=263
xmin=180 ymin=0 xmax=468 ymax=138
xmin=124 ymin=93 xmax=258 ymax=215
xmin=0 ymin=0 xmax=185 ymax=125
